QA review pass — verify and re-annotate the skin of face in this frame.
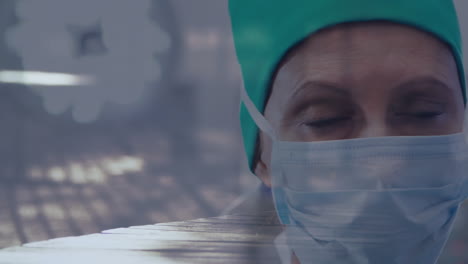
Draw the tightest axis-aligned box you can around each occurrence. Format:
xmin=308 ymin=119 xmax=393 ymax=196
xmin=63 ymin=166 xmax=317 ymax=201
xmin=255 ymin=22 xmax=465 ymax=187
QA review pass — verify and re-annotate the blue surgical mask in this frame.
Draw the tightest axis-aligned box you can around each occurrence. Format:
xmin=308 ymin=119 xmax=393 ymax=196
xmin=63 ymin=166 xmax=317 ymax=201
xmin=240 ymin=80 xmax=468 ymax=264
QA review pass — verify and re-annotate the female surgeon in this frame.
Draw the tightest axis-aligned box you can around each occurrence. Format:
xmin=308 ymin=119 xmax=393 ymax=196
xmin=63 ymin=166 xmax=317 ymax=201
xmin=229 ymin=0 xmax=467 ymax=263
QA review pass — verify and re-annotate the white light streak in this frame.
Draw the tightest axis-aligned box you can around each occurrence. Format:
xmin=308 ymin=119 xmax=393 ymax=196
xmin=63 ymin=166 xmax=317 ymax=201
xmin=0 ymin=70 xmax=94 ymax=86
xmin=38 ymin=156 xmax=144 ymax=185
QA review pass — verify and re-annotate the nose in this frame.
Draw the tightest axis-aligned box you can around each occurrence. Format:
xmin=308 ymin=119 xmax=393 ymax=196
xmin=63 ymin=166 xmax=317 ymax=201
xmin=355 ymin=120 xmax=391 ymax=138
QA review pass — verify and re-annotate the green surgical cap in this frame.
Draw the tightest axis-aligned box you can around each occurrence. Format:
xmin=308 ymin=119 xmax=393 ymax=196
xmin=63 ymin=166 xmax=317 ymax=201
xmin=229 ymin=0 xmax=466 ymax=171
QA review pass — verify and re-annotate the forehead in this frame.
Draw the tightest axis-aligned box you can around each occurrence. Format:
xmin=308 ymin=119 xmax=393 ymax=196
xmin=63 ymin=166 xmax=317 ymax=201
xmin=293 ymin=21 xmax=449 ymax=54
xmin=274 ymin=22 xmax=459 ymax=89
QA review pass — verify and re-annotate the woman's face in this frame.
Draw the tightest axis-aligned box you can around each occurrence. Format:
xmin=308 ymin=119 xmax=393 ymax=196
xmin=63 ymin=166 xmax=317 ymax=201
xmin=255 ymin=22 xmax=465 ymax=186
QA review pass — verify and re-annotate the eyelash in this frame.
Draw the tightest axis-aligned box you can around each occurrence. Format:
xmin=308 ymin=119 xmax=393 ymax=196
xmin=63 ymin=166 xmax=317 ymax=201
xmin=304 ymin=111 xmax=442 ymax=129
xmin=396 ymin=111 xmax=443 ymax=119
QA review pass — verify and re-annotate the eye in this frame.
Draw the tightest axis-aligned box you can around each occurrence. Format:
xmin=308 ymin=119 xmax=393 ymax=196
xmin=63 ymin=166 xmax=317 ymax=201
xmin=303 ymin=116 xmax=351 ymax=128
xmin=395 ymin=110 xmax=443 ymax=119
xmin=410 ymin=111 xmax=443 ymax=118
xmin=392 ymin=96 xmax=446 ymax=121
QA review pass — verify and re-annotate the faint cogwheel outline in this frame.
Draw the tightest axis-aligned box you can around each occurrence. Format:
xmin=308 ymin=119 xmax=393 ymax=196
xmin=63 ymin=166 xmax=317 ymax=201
xmin=7 ymin=0 xmax=171 ymax=123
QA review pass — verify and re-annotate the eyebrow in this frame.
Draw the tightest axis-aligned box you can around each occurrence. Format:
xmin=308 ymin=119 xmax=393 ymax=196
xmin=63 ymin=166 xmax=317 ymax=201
xmin=390 ymin=76 xmax=461 ymax=107
xmin=394 ymin=76 xmax=455 ymax=95
xmin=291 ymin=81 xmax=350 ymax=99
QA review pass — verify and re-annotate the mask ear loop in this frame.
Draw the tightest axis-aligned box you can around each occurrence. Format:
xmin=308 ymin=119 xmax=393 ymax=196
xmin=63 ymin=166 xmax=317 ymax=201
xmin=239 ymin=74 xmax=285 ymax=187
xmin=239 ymin=73 xmax=291 ymax=224
xmin=239 ymin=75 xmax=278 ymax=141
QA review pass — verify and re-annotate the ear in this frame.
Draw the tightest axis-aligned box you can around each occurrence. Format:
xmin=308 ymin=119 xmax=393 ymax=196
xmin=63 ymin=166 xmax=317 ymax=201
xmin=254 ymin=157 xmax=272 ymax=188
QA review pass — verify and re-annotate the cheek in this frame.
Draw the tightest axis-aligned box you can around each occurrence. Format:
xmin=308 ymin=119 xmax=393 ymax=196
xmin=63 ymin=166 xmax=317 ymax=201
xmin=390 ymin=118 xmax=461 ymax=136
xmin=438 ymin=97 xmax=465 ymax=133
xmin=452 ymin=104 xmax=465 ymax=132
xmin=447 ymin=106 xmax=465 ymax=133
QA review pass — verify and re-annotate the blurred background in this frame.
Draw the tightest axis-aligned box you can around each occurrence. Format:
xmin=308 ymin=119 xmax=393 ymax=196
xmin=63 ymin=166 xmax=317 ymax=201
xmin=0 ymin=0 xmax=259 ymax=249
xmin=0 ymin=0 xmax=467 ymax=263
